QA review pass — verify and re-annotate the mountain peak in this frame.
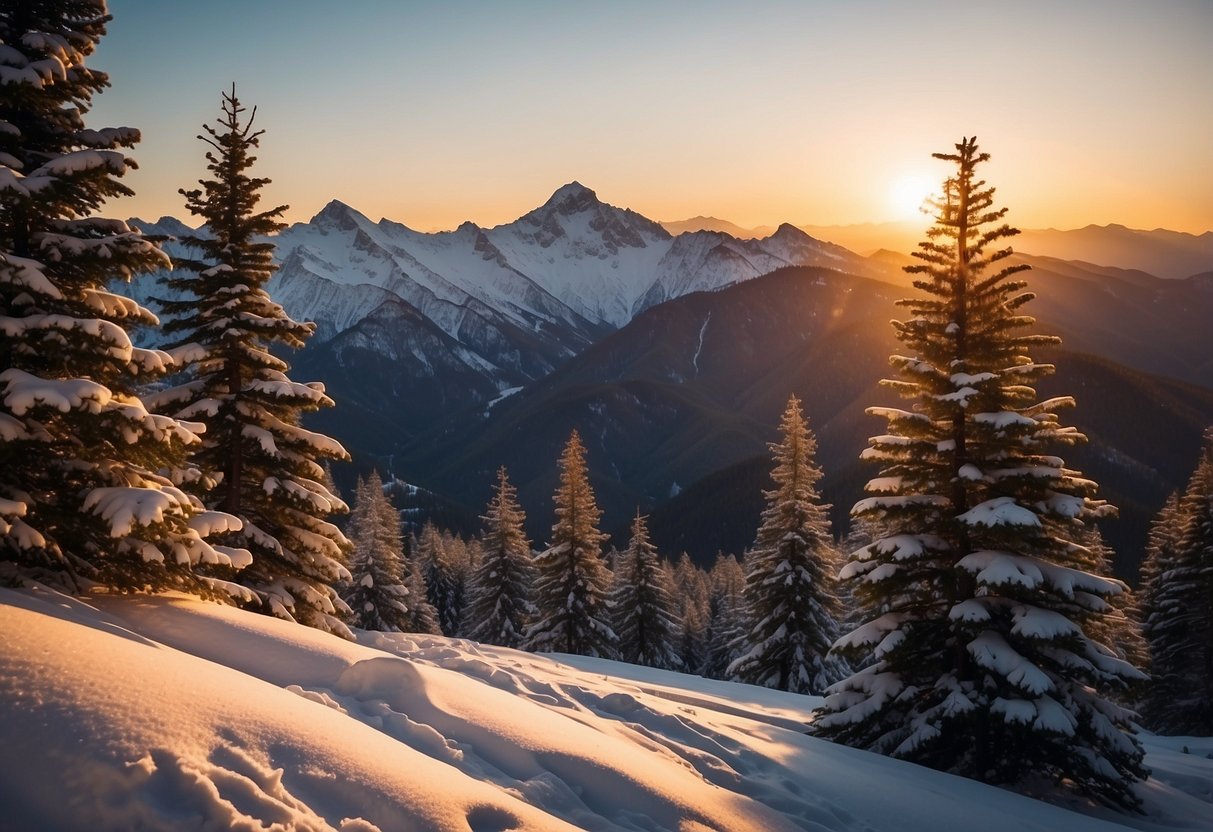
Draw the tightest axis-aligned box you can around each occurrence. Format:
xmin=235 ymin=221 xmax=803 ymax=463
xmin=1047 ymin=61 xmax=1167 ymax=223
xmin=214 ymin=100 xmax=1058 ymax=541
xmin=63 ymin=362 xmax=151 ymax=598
xmin=130 ymin=215 xmax=197 ymax=238
xmin=769 ymin=222 xmax=811 ymax=242
xmin=540 ymin=181 xmax=600 ymax=214
xmin=310 ymin=198 xmax=366 ymax=227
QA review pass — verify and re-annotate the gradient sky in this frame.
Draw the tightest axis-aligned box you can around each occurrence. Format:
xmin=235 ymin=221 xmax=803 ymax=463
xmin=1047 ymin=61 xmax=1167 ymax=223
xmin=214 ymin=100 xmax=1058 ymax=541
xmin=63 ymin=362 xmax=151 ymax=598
xmin=90 ymin=0 xmax=1213 ymax=233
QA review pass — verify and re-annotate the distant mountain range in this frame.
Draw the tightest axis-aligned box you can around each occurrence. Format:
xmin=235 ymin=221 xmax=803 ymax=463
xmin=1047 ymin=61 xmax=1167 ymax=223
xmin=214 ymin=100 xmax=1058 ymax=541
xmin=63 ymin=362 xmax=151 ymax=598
xmin=122 ymin=183 xmax=1213 ymax=579
xmin=664 ymin=217 xmax=1213 ymax=279
xmin=130 ymin=183 xmax=894 ymax=454
xmin=401 ymin=264 xmax=1213 ymax=577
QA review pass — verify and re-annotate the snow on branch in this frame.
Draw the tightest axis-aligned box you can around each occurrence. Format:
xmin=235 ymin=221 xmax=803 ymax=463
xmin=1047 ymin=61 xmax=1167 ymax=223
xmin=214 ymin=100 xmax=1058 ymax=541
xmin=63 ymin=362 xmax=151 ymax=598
xmin=82 ymin=486 xmax=191 ymax=538
xmin=967 ymin=631 xmax=1053 ymax=695
xmin=958 ymin=550 xmax=1124 ymax=603
xmin=853 ymin=494 xmax=950 ymax=514
xmin=1 ymin=368 xmax=111 ymax=415
xmin=0 ymin=253 xmax=63 ymax=299
xmin=1009 ymin=604 xmax=1082 ymax=640
xmin=75 ymin=127 xmax=141 ymax=149
xmin=833 ymin=613 xmax=908 ymax=651
xmin=958 ymin=497 xmax=1040 ymax=527
xmin=866 ymin=406 xmax=931 ymax=423
xmin=25 ymin=149 xmax=130 ymax=186
xmin=0 ymin=313 xmax=133 ymax=362
xmin=973 ymin=412 xmax=1038 ymax=430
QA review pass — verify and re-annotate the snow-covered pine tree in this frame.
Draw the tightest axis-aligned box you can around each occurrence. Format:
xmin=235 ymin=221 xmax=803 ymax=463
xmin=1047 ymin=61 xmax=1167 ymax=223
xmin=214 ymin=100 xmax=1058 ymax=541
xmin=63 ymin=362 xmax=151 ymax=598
xmin=1137 ymin=491 xmax=1180 ymax=722
xmin=341 ymin=471 xmax=411 ymax=632
xmin=445 ymin=532 xmax=480 ymax=636
xmin=612 ymin=511 xmax=683 ymax=669
xmin=703 ymin=553 xmax=748 ymax=680
xmin=814 ymin=138 xmax=1146 ymax=810
xmin=525 ymin=430 xmax=618 ymax=658
xmin=466 ymin=466 xmax=536 ymax=648
xmin=1139 ymin=491 xmax=1181 ymax=626
xmin=833 ymin=519 xmax=878 ymax=658
xmin=401 ymin=532 xmax=441 ymax=636
xmin=673 ymin=552 xmax=710 ymax=672
xmin=415 ymin=521 xmax=461 ymax=636
xmin=1078 ymin=525 xmax=1147 ymax=674
xmin=149 ymin=86 xmax=350 ymax=635
xmin=728 ymin=394 xmax=842 ymax=693
xmin=1140 ymin=434 xmax=1213 ymax=735
xmin=0 ymin=2 xmax=248 ymax=592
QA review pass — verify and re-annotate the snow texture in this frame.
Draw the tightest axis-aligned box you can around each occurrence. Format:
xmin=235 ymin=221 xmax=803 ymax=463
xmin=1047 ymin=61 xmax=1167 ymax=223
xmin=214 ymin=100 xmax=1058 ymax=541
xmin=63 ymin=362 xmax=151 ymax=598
xmin=1 ymin=589 xmax=1209 ymax=832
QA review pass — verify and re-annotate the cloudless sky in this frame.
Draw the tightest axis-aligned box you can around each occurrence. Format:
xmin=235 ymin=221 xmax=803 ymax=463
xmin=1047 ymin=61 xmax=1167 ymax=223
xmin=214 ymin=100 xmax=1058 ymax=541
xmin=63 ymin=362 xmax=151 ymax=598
xmin=90 ymin=0 xmax=1213 ymax=233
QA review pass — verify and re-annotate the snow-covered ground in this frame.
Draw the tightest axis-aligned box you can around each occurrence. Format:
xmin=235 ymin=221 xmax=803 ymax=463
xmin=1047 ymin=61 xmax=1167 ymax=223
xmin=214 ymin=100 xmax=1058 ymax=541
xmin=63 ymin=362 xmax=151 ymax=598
xmin=1 ymin=587 xmax=1209 ymax=831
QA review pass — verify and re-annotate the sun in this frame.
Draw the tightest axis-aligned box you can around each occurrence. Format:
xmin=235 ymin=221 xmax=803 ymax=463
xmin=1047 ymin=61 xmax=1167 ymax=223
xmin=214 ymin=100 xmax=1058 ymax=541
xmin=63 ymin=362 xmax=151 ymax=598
xmin=888 ymin=172 xmax=937 ymax=220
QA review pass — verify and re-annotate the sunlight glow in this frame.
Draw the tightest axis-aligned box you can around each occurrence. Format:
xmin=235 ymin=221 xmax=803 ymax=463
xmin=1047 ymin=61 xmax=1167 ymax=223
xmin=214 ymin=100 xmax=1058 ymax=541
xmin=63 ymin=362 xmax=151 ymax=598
xmin=888 ymin=173 xmax=938 ymax=220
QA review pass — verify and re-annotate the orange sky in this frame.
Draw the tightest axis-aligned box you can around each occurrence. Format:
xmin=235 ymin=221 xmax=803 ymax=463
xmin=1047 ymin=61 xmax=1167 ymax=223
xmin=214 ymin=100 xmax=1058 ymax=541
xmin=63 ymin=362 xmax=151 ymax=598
xmin=93 ymin=1 xmax=1213 ymax=234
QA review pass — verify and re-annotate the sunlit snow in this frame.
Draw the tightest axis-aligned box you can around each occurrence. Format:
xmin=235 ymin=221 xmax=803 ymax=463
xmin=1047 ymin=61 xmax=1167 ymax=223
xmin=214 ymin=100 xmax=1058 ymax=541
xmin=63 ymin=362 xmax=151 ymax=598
xmin=2 ymin=588 xmax=1211 ymax=831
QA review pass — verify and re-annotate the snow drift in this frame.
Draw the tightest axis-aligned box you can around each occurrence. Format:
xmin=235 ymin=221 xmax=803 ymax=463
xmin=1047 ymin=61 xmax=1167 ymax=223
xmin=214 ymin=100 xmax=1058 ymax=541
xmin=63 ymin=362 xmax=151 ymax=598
xmin=1 ymin=587 xmax=1209 ymax=831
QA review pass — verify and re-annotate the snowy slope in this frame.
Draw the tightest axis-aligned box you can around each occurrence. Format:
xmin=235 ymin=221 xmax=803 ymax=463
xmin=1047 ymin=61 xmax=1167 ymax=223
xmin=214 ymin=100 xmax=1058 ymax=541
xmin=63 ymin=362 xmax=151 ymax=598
xmin=484 ymin=183 xmax=675 ymax=327
xmin=116 ymin=186 xmax=886 ymax=447
xmin=132 ymin=183 xmax=882 ymax=344
xmin=483 ymin=183 xmax=878 ymax=326
xmin=3 ymin=587 xmax=1211 ymax=832
xmin=636 ymin=223 xmax=867 ymax=313
xmin=274 ymin=201 xmax=598 ymax=348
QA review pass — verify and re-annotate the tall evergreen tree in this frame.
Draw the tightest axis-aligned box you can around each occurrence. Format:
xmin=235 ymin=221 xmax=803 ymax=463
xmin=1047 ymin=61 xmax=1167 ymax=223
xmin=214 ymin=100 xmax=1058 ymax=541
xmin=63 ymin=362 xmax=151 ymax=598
xmin=415 ymin=521 xmax=461 ymax=636
xmin=1141 ymin=435 xmax=1213 ymax=734
xmin=703 ymin=553 xmax=748 ymax=680
xmin=1137 ymin=491 xmax=1180 ymax=725
xmin=445 ymin=532 xmax=480 ymax=636
xmin=612 ymin=511 xmax=683 ymax=670
xmin=672 ymin=551 xmax=711 ymax=672
xmin=1139 ymin=491 xmax=1181 ymax=623
xmin=0 ymin=2 xmax=246 ymax=592
xmin=814 ymin=138 xmax=1146 ymax=810
xmin=1078 ymin=526 xmax=1147 ymax=675
xmin=150 ymin=86 xmax=350 ymax=635
xmin=466 ymin=466 xmax=536 ymax=648
xmin=400 ymin=530 xmax=441 ymax=635
xmin=729 ymin=395 xmax=842 ymax=693
xmin=341 ymin=472 xmax=411 ymax=632
xmin=525 ymin=430 xmax=618 ymax=658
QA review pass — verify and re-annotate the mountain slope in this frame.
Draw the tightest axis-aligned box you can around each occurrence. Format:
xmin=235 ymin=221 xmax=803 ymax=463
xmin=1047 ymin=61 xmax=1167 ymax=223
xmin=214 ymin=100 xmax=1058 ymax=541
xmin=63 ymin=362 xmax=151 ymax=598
xmin=1015 ymin=224 xmax=1213 ymax=279
xmin=125 ymin=184 xmax=899 ymax=467
xmin=121 ymin=196 xmax=1213 ymax=575
xmin=667 ymin=218 xmax=1213 ymax=278
xmin=404 ymin=265 xmax=1213 ymax=574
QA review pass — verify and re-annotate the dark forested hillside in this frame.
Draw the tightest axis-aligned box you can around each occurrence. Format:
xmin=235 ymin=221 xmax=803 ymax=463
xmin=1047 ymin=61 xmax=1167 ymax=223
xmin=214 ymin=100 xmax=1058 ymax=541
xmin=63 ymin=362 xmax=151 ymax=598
xmin=386 ymin=265 xmax=1213 ymax=578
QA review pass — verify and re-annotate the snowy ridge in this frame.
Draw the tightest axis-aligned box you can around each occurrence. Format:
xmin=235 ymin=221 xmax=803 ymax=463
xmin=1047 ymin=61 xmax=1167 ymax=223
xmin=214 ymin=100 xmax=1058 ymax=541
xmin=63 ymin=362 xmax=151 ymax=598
xmin=3 ymin=588 xmax=1212 ymax=831
xmin=128 ymin=183 xmax=878 ymax=378
xmin=115 ymin=185 xmax=886 ymax=437
xmin=269 ymin=184 xmax=870 ymax=333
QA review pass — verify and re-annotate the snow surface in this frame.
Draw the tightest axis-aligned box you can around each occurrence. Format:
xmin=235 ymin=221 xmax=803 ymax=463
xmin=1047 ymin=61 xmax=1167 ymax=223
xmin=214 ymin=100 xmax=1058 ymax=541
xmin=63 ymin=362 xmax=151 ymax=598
xmin=2 ymin=588 xmax=1210 ymax=831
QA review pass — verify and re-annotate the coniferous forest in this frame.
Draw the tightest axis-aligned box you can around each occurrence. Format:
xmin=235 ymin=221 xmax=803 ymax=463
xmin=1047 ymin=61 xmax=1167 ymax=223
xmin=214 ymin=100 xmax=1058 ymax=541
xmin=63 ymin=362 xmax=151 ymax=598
xmin=2 ymin=3 xmax=1211 ymax=829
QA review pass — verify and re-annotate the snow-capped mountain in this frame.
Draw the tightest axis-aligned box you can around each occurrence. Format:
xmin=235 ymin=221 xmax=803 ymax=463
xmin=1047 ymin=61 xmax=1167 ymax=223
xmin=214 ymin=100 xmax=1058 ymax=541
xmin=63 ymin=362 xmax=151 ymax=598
xmin=635 ymin=222 xmax=869 ymax=311
xmin=472 ymin=182 xmax=879 ymax=326
xmin=259 ymin=181 xmax=880 ymax=336
xmin=116 ymin=199 xmax=1213 ymax=576
xmin=130 ymin=182 xmax=881 ymax=390
xmin=121 ymin=183 xmax=887 ymax=460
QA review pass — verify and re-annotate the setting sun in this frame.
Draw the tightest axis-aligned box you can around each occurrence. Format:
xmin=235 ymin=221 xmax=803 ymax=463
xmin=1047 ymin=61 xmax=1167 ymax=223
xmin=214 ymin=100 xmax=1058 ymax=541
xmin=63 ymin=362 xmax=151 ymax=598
xmin=888 ymin=172 xmax=938 ymax=220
